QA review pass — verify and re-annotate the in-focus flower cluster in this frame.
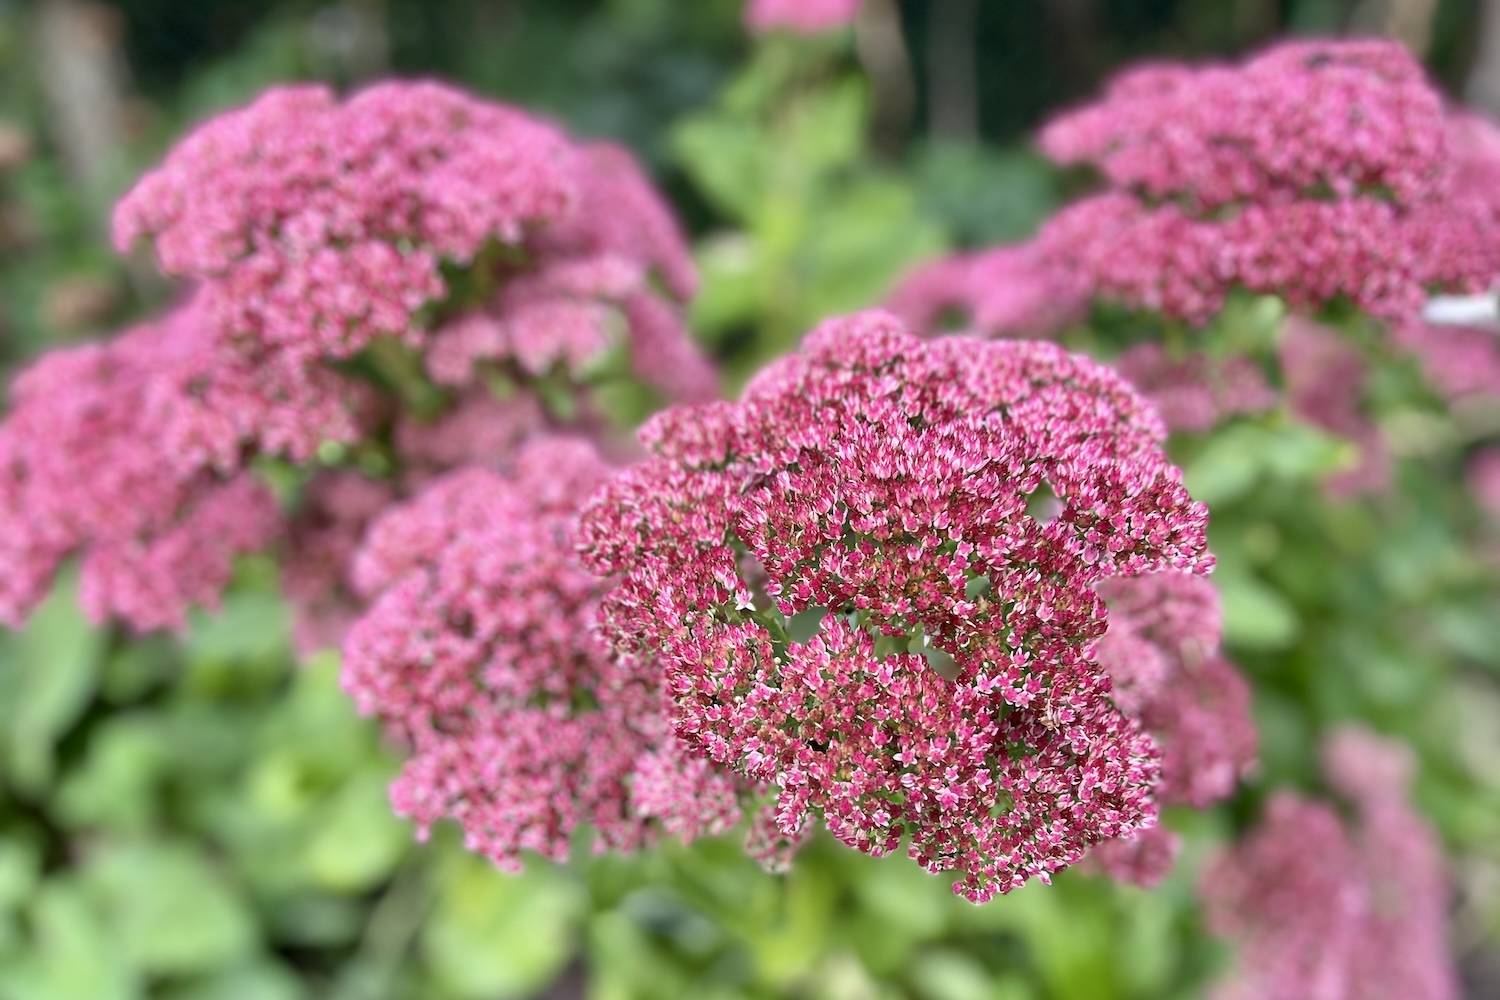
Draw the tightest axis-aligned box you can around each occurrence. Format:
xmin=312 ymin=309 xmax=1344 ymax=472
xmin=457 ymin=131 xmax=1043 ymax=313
xmin=1087 ymin=571 xmax=1257 ymax=886
xmin=1 ymin=80 xmax=713 ymax=635
xmin=579 ymin=310 xmax=1213 ymax=901
xmin=1201 ymin=728 xmax=1456 ymax=1000
xmin=342 ymin=439 xmax=740 ymax=870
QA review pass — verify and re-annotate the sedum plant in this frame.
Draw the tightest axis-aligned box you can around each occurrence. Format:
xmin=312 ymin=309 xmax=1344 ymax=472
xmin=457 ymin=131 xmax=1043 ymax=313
xmin=0 ymin=10 xmax=1495 ymax=1000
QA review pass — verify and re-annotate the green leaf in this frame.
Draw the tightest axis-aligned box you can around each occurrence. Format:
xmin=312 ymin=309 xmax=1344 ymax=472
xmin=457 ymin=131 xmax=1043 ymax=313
xmin=0 ymin=576 xmax=105 ymax=792
xmin=182 ymin=589 xmax=290 ymax=692
xmin=83 ymin=841 xmax=257 ymax=977
xmin=157 ymin=962 xmax=304 ymax=1000
xmin=0 ymin=842 xmax=38 ymax=916
xmin=672 ymin=116 xmax=767 ymax=221
xmin=1216 ymin=571 xmax=1300 ymax=650
xmin=0 ymin=879 xmax=139 ymax=1000
xmin=421 ymin=851 xmax=584 ymax=999
xmin=690 ymin=232 xmax=764 ymax=339
xmin=1183 ymin=425 xmax=1267 ymax=507
xmin=54 ymin=715 xmax=167 ymax=832
xmin=908 ymin=949 xmax=995 ymax=1000
xmin=780 ymin=78 xmax=865 ymax=176
xmin=301 ymin=770 xmax=410 ymax=893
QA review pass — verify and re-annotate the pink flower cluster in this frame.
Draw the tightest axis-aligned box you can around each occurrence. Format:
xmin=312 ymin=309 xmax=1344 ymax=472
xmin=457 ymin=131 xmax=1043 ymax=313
xmin=1202 ymin=728 xmax=1456 ymax=1000
xmin=1096 ymin=572 xmax=1255 ymax=807
xmin=115 ymin=81 xmax=713 ymax=433
xmin=743 ymin=0 xmax=862 ymax=35
xmin=1034 ymin=40 xmax=1500 ymax=324
xmin=0 ymin=303 xmax=282 ymax=631
xmin=1393 ymin=320 xmax=1500 ymax=405
xmin=1087 ymin=571 xmax=1256 ymax=886
xmin=341 ymin=438 xmax=739 ymax=869
xmin=578 ymin=310 xmax=1213 ymax=901
xmin=0 ymin=79 xmax=716 ymax=636
xmin=1279 ymin=317 xmax=1390 ymax=497
xmin=886 ymin=243 xmax=1091 ymax=341
xmin=1039 ymin=41 xmax=1447 ymax=208
xmin=1471 ymin=447 xmax=1500 ymax=521
xmin=1110 ymin=345 xmax=1277 ymax=434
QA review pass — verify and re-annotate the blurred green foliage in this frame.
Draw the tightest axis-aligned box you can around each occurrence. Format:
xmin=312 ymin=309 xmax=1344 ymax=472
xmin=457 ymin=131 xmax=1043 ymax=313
xmin=2 ymin=0 xmax=1499 ymax=997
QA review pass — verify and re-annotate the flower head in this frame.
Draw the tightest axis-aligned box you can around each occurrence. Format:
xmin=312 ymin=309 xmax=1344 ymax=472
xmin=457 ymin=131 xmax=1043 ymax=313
xmin=886 ymin=243 xmax=1091 ymax=341
xmin=0 ymin=304 xmax=282 ymax=631
xmin=579 ymin=310 xmax=1213 ymax=900
xmin=116 ymin=81 xmax=714 ymax=434
xmin=1039 ymin=41 xmax=1447 ymax=209
xmin=1201 ymin=728 xmax=1457 ymax=1000
xmin=1095 ymin=572 xmax=1256 ymax=810
xmin=343 ymin=438 xmax=707 ymax=869
xmin=1033 ymin=40 xmax=1500 ymax=325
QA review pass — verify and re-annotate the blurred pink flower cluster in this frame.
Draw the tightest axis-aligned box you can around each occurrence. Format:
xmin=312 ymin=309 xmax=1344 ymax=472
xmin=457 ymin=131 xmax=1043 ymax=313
xmin=579 ymin=310 xmax=1215 ymax=901
xmin=892 ymin=37 xmax=1500 ymax=497
xmin=1202 ymin=728 xmax=1456 ymax=1000
xmin=895 ymin=39 xmax=1500 ymax=338
xmin=0 ymin=304 xmax=284 ymax=630
xmin=115 ymin=81 xmax=713 ymax=407
xmin=1088 ymin=571 xmax=1257 ymax=886
xmin=1037 ymin=39 xmax=1500 ymax=323
xmin=1278 ymin=317 xmax=1391 ymax=498
xmin=743 ymin=0 xmax=861 ymax=35
xmin=342 ymin=439 xmax=741 ymax=869
xmin=0 ymin=80 xmax=711 ymax=636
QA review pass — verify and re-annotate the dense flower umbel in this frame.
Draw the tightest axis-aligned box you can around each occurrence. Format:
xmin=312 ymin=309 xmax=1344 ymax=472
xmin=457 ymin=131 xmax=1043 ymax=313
xmin=578 ymin=311 xmax=1213 ymax=901
xmin=0 ymin=303 xmax=282 ymax=631
xmin=115 ymin=81 xmax=714 ymax=413
xmin=1039 ymin=41 xmax=1447 ymax=209
xmin=1083 ymin=572 xmax=1255 ymax=887
xmin=886 ymin=243 xmax=1091 ymax=341
xmin=115 ymin=83 xmax=569 ymax=361
xmin=1279 ymin=317 xmax=1390 ymax=497
xmin=1095 ymin=573 xmax=1256 ymax=809
xmin=1202 ymin=728 xmax=1457 ymax=1000
xmin=101 ymin=80 xmax=715 ymax=638
xmin=1110 ymin=346 xmax=1276 ymax=434
xmin=342 ymin=438 xmax=725 ymax=869
xmin=743 ymin=0 xmax=862 ymax=35
xmin=1033 ymin=41 xmax=1500 ymax=324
